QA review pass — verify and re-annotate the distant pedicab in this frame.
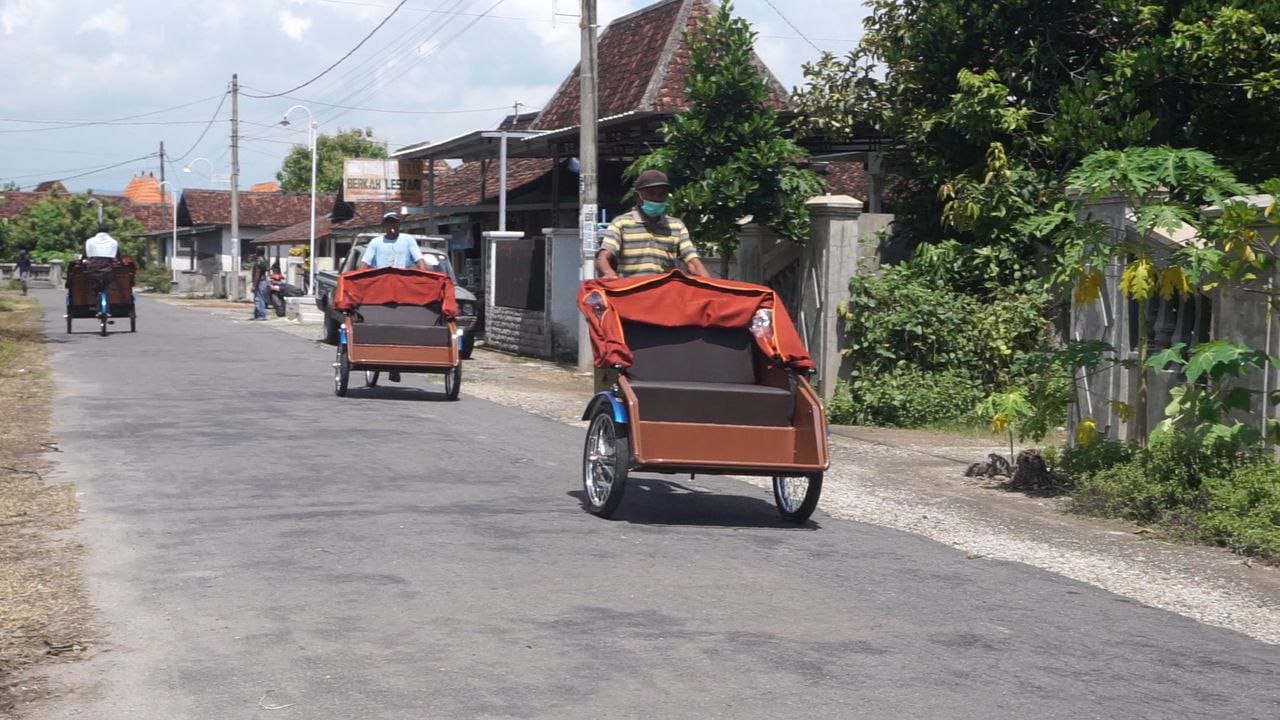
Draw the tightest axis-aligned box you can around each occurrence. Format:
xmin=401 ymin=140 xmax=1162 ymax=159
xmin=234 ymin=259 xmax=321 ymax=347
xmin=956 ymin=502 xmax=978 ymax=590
xmin=578 ymin=271 xmax=830 ymax=523
xmin=330 ymin=266 xmax=463 ymax=400
xmin=65 ymin=258 xmax=136 ymax=336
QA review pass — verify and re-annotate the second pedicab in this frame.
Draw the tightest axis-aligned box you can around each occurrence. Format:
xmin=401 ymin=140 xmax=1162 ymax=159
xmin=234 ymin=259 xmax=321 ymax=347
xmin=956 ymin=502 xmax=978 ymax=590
xmin=331 ymin=266 xmax=463 ymax=400
xmin=578 ymin=271 xmax=830 ymax=523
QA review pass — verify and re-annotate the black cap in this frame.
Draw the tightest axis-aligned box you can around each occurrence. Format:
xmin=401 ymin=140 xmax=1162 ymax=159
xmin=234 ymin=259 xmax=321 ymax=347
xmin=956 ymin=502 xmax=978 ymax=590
xmin=382 ymin=212 xmax=401 ymax=222
xmin=634 ymin=170 xmax=671 ymax=190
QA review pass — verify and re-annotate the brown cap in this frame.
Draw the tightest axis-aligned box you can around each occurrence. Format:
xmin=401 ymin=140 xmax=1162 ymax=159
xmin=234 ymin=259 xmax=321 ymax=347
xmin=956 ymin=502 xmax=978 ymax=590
xmin=634 ymin=170 xmax=671 ymax=190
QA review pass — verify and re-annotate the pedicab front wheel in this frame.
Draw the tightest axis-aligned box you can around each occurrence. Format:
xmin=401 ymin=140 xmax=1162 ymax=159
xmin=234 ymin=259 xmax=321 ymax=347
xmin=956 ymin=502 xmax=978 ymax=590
xmin=444 ymin=364 xmax=461 ymax=401
xmin=334 ymin=345 xmax=350 ymax=397
xmin=583 ymin=409 xmax=628 ymax=518
xmin=772 ymin=472 xmax=822 ymax=524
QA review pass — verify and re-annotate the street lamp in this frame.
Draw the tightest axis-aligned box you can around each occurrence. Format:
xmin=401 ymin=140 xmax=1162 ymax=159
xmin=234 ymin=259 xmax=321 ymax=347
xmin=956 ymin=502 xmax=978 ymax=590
xmin=157 ymin=180 xmax=180 ymax=278
xmin=85 ymin=197 xmax=103 ymax=225
xmin=183 ymin=157 xmax=215 ymax=179
xmin=281 ymin=105 xmax=318 ymax=296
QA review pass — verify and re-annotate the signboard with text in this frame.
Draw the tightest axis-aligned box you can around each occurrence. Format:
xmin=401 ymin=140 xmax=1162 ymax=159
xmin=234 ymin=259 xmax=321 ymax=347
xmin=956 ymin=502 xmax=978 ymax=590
xmin=342 ymin=158 xmax=424 ymax=204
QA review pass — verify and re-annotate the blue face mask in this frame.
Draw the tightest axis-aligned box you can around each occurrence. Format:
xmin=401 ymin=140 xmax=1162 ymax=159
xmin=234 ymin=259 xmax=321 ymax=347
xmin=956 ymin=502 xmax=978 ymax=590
xmin=640 ymin=200 xmax=668 ymax=217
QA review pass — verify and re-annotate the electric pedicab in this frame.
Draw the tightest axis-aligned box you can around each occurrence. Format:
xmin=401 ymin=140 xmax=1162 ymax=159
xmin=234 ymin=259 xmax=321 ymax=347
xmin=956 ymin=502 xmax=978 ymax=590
xmin=578 ymin=270 xmax=830 ymax=523
xmin=66 ymin=259 xmax=136 ymax=336
xmin=331 ymin=266 xmax=462 ymax=400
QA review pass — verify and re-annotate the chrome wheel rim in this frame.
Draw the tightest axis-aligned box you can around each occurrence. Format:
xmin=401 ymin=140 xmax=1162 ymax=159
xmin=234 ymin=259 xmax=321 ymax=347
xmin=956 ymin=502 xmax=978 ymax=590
xmin=775 ymin=476 xmax=809 ymax=514
xmin=584 ymin=415 xmax=616 ymax=507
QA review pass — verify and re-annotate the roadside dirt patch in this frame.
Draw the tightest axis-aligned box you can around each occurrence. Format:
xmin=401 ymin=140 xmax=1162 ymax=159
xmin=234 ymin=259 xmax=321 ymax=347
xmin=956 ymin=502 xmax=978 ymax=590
xmin=0 ymin=293 xmax=93 ymax=716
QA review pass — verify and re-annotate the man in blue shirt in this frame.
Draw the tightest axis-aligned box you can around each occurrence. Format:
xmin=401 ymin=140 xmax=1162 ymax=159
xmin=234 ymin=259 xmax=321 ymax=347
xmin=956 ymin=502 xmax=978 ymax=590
xmin=358 ymin=213 xmax=427 ymax=270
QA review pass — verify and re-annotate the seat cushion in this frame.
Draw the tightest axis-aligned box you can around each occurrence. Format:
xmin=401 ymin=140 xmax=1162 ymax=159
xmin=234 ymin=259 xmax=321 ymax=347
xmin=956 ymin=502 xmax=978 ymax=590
xmin=629 ymin=380 xmax=793 ymax=426
xmin=354 ymin=324 xmax=452 ymax=347
xmin=623 ymin=321 xmax=757 ymax=384
xmin=357 ymin=303 xmax=441 ymax=326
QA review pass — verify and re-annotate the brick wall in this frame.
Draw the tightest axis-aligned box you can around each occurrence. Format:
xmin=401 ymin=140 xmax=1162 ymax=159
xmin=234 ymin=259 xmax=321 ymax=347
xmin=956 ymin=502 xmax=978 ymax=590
xmin=486 ymin=305 xmax=549 ymax=357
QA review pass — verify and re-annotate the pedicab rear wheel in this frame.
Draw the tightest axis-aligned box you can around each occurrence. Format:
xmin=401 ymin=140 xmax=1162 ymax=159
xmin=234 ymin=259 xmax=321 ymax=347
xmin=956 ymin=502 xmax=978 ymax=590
xmin=583 ymin=410 xmax=628 ymax=518
xmin=334 ymin=345 xmax=350 ymax=397
xmin=772 ymin=472 xmax=822 ymax=524
xmin=444 ymin=364 xmax=461 ymax=401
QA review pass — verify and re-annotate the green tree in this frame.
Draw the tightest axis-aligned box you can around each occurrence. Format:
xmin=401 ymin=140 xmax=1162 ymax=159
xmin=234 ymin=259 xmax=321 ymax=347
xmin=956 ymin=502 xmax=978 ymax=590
xmin=793 ymin=0 xmax=1280 ymax=293
xmin=276 ymin=128 xmax=388 ymax=193
xmin=6 ymin=193 xmax=146 ymax=262
xmin=629 ymin=0 xmax=822 ymax=276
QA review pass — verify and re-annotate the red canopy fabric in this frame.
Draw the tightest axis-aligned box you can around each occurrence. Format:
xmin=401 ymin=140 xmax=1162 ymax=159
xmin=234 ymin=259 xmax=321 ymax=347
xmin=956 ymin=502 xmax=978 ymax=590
xmin=334 ymin=267 xmax=459 ymax=318
xmin=578 ymin=270 xmax=814 ymax=371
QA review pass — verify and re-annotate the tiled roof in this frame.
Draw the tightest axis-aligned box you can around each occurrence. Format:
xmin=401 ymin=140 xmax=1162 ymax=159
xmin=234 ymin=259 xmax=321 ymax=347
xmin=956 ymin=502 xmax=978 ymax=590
xmin=430 ymin=158 xmax=554 ymax=207
xmin=249 ymin=181 xmax=281 ymax=193
xmin=819 ymin=161 xmax=869 ymax=202
xmin=0 ymin=191 xmax=53 ymax=220
xmin=254 ymin=200 xmax=401 ymax=245
xmin=33 ymin=181 xmax=68 ymax=193
xmin=123 ymin=173 xmax=167 ymax=204
xmin=178 ymin=189 xmax=337 ymax=228
xmin=128 ymin=202 xmax=176 ymax=233
xmin=531 ymin=0 xmax=789 ymax=131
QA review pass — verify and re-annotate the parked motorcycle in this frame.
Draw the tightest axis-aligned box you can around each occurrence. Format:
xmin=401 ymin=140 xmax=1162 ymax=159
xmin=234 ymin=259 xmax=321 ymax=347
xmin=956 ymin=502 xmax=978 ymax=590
xmin=268 ymin=273 xmax=305 ymax=317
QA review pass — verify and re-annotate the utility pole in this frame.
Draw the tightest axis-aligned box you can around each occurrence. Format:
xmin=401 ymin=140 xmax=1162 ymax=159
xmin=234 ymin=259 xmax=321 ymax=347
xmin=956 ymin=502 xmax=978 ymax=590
xmin=577 ymin=0 xmax=599 ymax=371
xmin=159 ymin=141 xmax=165 ymax=185
xmin=230 ymin=74 xmax=241 ymax=300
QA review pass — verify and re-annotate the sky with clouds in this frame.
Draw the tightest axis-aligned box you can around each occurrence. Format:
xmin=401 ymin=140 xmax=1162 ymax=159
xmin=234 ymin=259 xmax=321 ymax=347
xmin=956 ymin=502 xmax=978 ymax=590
xmin=0 ymin=0 xmax=868 ymax=194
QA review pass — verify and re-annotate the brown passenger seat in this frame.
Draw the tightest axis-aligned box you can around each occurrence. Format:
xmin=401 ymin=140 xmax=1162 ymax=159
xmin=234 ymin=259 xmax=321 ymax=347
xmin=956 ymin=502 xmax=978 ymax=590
xmin=352 ymin=303 xmax=452 ymax=347
xmin=622 ymin=321 xmax=793 ymax=427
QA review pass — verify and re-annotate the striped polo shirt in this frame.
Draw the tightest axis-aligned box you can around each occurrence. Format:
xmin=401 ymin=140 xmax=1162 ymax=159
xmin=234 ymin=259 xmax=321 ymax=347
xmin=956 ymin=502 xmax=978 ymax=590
xmin=599 ymin=209 xmax=700 ymax=276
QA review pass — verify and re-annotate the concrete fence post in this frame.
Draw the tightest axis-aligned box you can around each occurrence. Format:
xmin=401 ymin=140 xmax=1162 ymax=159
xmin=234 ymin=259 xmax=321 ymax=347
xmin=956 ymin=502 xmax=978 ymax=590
xmin=802 ymin=195 xmax=863 ymax=404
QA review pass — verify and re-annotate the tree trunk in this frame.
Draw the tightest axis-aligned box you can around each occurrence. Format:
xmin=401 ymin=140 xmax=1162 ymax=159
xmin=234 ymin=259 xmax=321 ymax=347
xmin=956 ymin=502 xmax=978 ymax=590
xmin=720 ymin=247 xmax=734 ymax=279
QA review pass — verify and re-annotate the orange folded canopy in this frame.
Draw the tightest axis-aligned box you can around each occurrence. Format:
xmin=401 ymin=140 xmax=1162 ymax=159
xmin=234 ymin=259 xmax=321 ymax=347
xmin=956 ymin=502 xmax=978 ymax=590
xmin=577 ymin=270 xmax=814 ymax=371
xmin=334 ymin=267 xmax=459 ymax=318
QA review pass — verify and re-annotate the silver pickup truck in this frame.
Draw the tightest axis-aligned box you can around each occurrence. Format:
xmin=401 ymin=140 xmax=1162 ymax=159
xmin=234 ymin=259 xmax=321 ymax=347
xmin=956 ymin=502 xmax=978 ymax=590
xmin=314 ymin=235 xmax=478 ymax=358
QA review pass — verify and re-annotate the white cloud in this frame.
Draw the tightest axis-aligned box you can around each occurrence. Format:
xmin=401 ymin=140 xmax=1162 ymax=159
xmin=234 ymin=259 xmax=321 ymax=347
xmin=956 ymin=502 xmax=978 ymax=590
xmin=279 ymin=9 xmax=312 ymax=41
xmin=77 ymin=5 xmax=128 ymax=39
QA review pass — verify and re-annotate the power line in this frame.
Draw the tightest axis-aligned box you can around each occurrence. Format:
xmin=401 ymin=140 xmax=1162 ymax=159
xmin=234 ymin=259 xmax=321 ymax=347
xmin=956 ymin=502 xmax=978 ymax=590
xmin=0 ymin=94 xmax=226 ymax=135
xmin=169 ymin=87 xmax=231 ymax=163
xmin=238 ymin=93 xmax=511 ymax=115
xmin=292 ymin=0 xmax=469 ymax=115
xmin=4 ymin=152 xmax=159 ymax=188
xmin=307 ymin=0 xmax=858 ymax=42
xmin=761 ymin=0 xmax=822 ymax=53
xmin=242 ymin=0 xmax=410 ymax=99
xmin=318 ymin=0 xmax=507 ymax=128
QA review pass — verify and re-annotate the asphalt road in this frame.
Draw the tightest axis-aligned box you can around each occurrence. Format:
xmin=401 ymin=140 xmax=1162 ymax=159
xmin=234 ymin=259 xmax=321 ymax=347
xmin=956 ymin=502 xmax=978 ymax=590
xmin=29 ymin=291 xmax=1280 ymax=719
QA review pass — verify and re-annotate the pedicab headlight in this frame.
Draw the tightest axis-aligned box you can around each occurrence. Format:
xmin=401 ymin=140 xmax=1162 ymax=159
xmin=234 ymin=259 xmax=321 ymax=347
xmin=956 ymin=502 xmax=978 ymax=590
xmin=585 ymin=290 xmax=606 ymax=319
xmin=750 ymin=308 xmax=774 ymax=342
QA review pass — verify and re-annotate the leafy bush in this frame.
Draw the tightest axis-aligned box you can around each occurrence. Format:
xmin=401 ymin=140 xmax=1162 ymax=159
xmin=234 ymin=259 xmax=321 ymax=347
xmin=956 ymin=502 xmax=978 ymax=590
xmin=841 ymin=367 xmax=984 ymax=428
xmin=135 ymin=265 xmax=173 ymax=293
xmin=1064 ymin=432 xmax=1278 ymax=560
xmin=1202 ymin=464 xmax=1280 ymax=558
xmin=1073 ymin=433 xmax=1235 ymax=520
xmin=836 ymin=264 xmax=1058 ymax=427
xmin=1059 ymin=440 xmax=1134 ymax=478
